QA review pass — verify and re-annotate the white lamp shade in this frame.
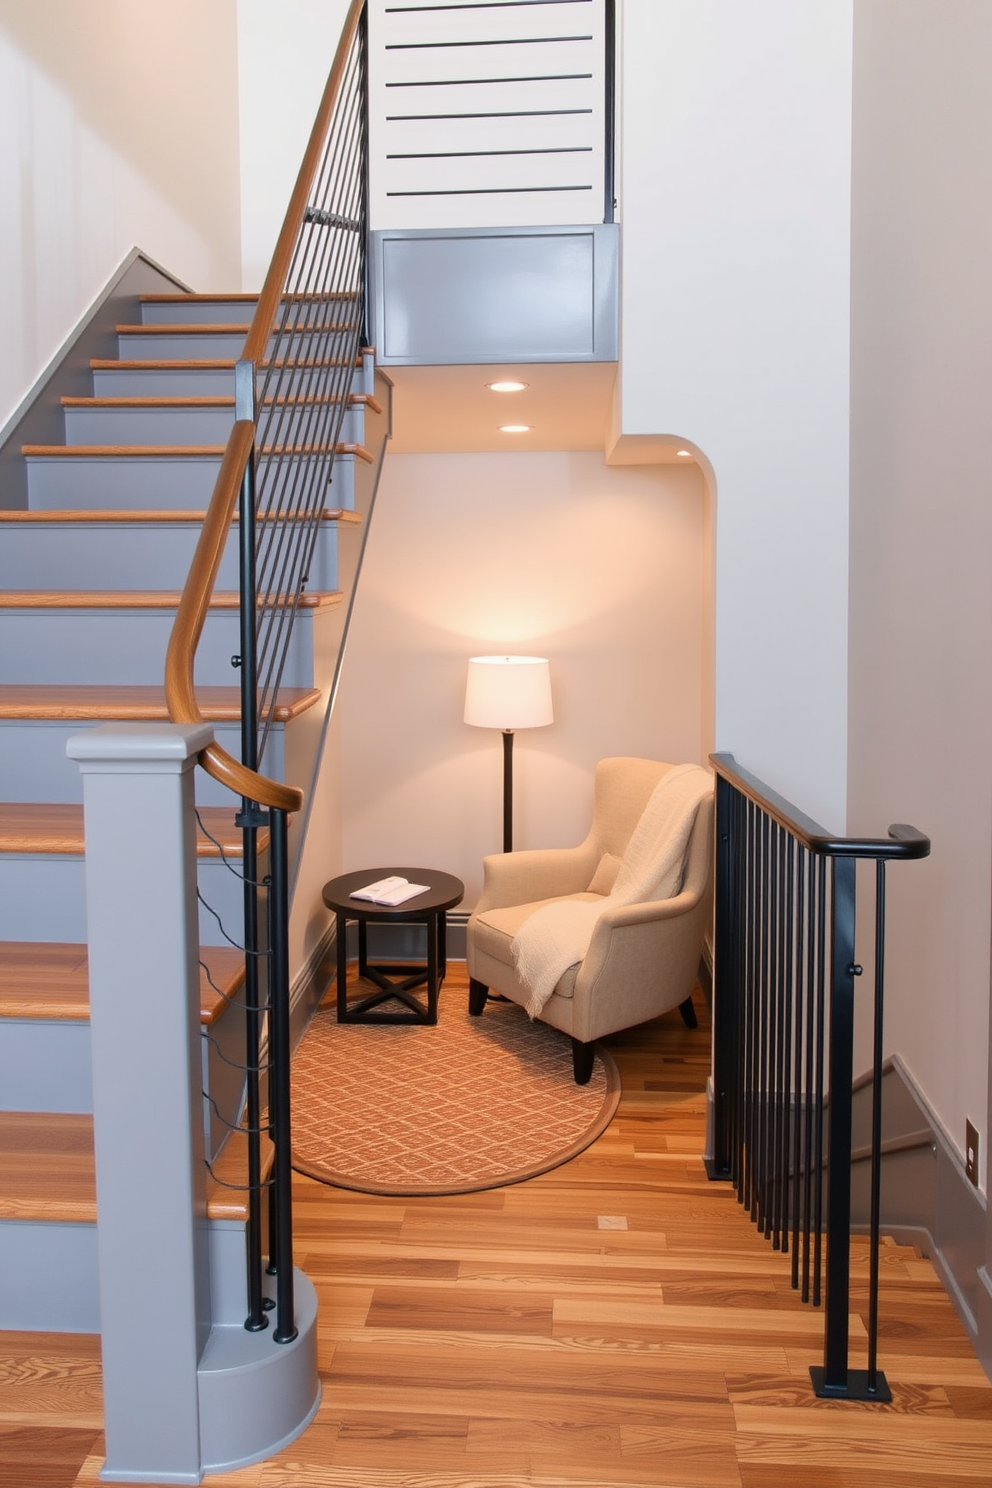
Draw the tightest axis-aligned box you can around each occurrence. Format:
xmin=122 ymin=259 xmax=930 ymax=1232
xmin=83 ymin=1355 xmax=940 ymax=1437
xmin=464 ymin=655 xmax=553 ymax=731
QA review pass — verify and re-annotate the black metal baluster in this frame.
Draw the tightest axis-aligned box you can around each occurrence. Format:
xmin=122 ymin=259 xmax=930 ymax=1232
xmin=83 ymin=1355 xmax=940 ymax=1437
xmin=267 ymin=805 xmax=296 ymax=1344
xmin=790 ymin=846 xmax=806 ymax=1288
xmin=866 ymin=861 xmax=889 ymax=1398
xmin=812 ymin=855 xmax=857 ymax=1397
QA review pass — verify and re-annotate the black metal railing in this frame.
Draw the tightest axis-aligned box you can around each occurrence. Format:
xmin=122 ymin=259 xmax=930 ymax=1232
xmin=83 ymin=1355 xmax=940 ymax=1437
xmin=707 ymin=753 xmax=929 ymax=1401
xmin=166 ymin=0 xmax=369 ymax=1346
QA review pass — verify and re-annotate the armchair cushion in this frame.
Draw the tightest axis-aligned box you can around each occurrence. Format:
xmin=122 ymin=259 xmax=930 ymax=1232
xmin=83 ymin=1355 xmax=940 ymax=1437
xmin=586 ymin=852 xmax=623 ymax=895
xmin=471 ymin=891 xmax=604 ymax=1000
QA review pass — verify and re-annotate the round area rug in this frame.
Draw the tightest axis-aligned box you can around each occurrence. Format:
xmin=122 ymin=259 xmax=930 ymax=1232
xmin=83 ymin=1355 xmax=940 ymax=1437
xmin=290 ymin=987 xmax=621 ymax=1195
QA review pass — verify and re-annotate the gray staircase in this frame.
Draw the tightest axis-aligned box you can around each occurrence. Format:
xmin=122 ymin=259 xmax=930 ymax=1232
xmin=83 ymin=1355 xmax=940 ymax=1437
xmin=0 ymin=288 xmax=389 ymax=1334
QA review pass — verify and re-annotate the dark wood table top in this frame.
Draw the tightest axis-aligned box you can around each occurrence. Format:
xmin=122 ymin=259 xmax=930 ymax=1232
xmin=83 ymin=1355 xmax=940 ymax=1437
xmin=322 ymin=867 xmax=464 ymax=919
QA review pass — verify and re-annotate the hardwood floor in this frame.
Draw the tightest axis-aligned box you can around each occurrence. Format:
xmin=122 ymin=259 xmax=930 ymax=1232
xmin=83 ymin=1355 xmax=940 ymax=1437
xmin=2 ymin=964 xmax=990 ymax=1487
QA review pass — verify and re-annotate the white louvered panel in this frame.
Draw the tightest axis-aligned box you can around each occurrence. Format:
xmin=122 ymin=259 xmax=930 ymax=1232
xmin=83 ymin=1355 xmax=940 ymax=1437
xmin=382 ymin=112 xmax=599 ymax=157
xmin=369 ymin=0 xmax=608 ymax=229
xmin=384 ymin=75 xmax=596 ymax=121
xmin=382 ymin=151 xmax=596 ymax=196
xmin=381 ymin=37 xmax=596 ymax=86
xmin=383 ymin=0 xmax=597 ymax=48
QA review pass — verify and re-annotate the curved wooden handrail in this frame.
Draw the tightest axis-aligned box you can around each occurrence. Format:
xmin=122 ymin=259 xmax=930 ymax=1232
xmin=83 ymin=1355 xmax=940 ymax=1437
xmin=165 ymin=0 xmax=366 ymax=813
xmin=242 ymin=0 xmax=366 ymax=369
xmin=164 ymin=424 xmax=303 ymax=813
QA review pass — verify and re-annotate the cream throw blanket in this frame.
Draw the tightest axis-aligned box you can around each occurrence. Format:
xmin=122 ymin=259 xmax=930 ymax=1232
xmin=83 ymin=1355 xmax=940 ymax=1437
xmin=511 ymin=763 xmax=712 ymax=1018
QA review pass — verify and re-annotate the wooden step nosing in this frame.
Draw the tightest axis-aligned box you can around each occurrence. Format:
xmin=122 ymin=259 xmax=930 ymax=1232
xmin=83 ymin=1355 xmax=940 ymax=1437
xmin=0 ymin=589 xmax=342 ymax=611
xmin=0 ymin=684 xmax=322 ymax=723
xmin=0 ymin=508 xmax=359 ymax=525
xmin=62 ymin=392 xmax=364 ymax=410
xmin=0 ymin=805 xmax=258 ymax=858
xmin=0 ymin=942 xmax=245 ymax=1025
xmin=22 ymin=442 xmax=373 ymax=462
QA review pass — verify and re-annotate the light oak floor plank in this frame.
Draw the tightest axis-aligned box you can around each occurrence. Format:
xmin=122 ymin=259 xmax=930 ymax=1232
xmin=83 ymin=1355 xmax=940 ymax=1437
xmin=0 ymin=964 xmax=987 ymax=1486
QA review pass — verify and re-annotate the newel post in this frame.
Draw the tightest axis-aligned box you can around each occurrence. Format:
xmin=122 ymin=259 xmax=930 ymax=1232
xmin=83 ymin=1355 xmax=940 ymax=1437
xmin=67 ymin=722 xmax=213 ymax=1486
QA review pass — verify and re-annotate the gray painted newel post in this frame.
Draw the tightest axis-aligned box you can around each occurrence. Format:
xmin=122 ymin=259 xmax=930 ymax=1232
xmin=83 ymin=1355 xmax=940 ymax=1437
xmin=67 ymin=722 xmax=214 ymax=1486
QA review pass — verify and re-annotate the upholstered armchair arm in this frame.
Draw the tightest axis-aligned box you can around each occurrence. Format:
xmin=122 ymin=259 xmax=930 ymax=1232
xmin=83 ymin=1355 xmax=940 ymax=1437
xmin=570 ymin=886 xmax=710 ymax=1044
xmin=473 ymin=843 xmax=598 ymax=914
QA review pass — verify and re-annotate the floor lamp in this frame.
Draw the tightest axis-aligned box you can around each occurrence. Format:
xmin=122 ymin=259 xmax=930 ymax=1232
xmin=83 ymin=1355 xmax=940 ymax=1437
xmin=464 ymin=655 xmax=554 ymax=852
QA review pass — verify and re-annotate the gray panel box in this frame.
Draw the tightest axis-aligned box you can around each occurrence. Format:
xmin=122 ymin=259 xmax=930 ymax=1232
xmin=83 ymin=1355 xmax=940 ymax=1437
xmin=371 ymin=225 xmax=618 ymax=365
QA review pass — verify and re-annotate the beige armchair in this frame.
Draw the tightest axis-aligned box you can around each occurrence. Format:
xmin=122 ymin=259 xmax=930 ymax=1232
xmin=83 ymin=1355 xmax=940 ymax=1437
xmin=466 ymin=757 xmax=714 ymax=1083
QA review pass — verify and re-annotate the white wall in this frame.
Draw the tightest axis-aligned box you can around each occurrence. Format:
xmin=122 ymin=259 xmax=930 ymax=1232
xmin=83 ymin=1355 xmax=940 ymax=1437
xmin=848 ymin=0 xmax=992 ymax=1191
xmin=336 ymin=451 xmax=707 ymax=907
xmin=237 ymin=0 xmax=351 ymax=289
xmin=616 ymin=0 xmax=854 ymax=830
xmin=0 ymin=0 xmax=242 ymax=428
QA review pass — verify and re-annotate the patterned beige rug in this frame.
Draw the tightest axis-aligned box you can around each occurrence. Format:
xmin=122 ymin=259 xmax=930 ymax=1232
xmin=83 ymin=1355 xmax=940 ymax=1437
xmin=291 ymin=980 xmax=621 ymax=1195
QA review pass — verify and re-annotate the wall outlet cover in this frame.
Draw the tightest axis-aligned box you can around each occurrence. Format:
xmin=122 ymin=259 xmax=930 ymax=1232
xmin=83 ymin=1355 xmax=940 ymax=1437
xmin=965 ymin=1119 xmax=979 ymax=1187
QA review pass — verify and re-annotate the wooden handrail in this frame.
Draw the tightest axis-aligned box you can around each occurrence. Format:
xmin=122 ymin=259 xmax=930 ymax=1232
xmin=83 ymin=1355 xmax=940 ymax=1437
xmin=242 ymin=0 xmax=366 ymax=369
xmin=165 ymin=0 xmax=366 ymax=813
xmin=164 ymin=424 xmax=303 ymax=812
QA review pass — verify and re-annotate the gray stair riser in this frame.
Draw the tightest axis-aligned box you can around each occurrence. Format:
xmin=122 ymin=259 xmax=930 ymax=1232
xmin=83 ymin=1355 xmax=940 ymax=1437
xmin=0 ymin=1019 xmax=91 ymax=1112
xmin=91 ymin=364 xmax=361 ymax=398
xmin=0 ymin=1214 xmax=264 ymax=1332
xmin=62 ymin=401 xmax=364 ymax=449
xmin=0 ymin=607 xmax=322 ymax=687
xmin=0 ymin=521 xmax=340 ymax=592
xmin=118 ymin=327 xmax=359 ymax=360
xmin=0 ymin=720 xmax=286 ymax=805
xmin=201 ymin=1007 xmax=248 ymax=1164
xmin=0 ymin=1011 xmax=245 ymax=1148
xmin=0 ymin=1220 xmax=100 ymax=1331
xmin=140 ymin=299 xmax=259 ymax=326
xmin=138 ymin=296 xmax=357 ymax=327
xmin=0 ymin=854 xmax=248 ymax=946
xmin=26 ymin=450 xmax=359 ymax=511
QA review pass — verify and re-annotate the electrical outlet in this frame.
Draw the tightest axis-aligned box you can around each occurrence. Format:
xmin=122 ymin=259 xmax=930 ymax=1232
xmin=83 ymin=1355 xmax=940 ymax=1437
xmin=965 ymin=1120 xmax=979 ymax=1187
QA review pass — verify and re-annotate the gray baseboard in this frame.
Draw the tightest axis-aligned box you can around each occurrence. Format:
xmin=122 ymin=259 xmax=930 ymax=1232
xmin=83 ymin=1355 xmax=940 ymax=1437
xmin=850 ymin=1054 xmax=987 ymax=1355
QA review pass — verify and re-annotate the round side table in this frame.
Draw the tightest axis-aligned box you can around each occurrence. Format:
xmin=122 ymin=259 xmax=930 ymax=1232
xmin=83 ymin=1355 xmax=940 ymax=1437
xmin=321 ymin=867 xmax=464 ymax=1025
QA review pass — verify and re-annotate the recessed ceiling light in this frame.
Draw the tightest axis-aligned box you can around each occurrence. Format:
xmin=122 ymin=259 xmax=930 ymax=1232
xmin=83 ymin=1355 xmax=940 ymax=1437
xmin=499 ymin=424 xmax=532 ymax=434
xmin=487 ymin=380 xmax=528 ymax=393
xmin=676 ymin=449 xmax=693 ymax=458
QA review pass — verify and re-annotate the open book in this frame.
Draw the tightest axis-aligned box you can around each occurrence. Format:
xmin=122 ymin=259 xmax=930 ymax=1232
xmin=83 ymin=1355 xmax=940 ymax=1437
xmin=349 ymin=875 xmax=431 ymax=906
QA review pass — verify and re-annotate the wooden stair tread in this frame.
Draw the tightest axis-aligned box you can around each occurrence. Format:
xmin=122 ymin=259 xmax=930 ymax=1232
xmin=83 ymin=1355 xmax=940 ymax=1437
xmin=61 ymin=392 xmax=380 ymax=412
xmin=0 ymin=942 xmax=244 ymax=1025
xmin=21 ymin=441 xmax=374 ymax=463
xmin=116 ymin=321 xmax=358 ymax=336
xmin=0 ymin=1112 xmax=268 ymax=1223
xmin=0 ymin=509 xmax=360 ymax=525
xmin=139 ymin=293 xmax=260 ymax=304
xmin=0 ymin=589 xmax=342 ymax=610
xmin=0 ymin=804 xmax=253 ymax=857
xmin=90 ymin=356 xmax=365 ymax=371
xmin=0 ymin=683 xmax=321 ymax=722
xmin=0 ymin=1113 xmax=97 ymax=1221
xmin=138 ymin=292 xmax=353 ymax=304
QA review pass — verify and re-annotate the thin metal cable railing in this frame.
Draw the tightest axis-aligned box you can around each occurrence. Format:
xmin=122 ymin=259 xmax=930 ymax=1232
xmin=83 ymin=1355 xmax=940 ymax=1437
xmin=165 ymin=0 xmax=369 ymax=1347
xmin=707 ymin=753 xmax=929 ymax=1402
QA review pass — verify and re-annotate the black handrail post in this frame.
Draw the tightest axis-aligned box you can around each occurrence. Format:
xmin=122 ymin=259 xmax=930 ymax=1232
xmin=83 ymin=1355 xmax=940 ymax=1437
xmin=810 ymin=855 xmax=891 ymax=1401
xmin=268 ymin=805 xmax=297 ymax=1343
xmin=706 ymin=770 xmax=737 ymax=1180
xmin=813 ymin=855 xmax=857 ymax=1395
xmin=235 ymin=357 xmax=268 ymax=1333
